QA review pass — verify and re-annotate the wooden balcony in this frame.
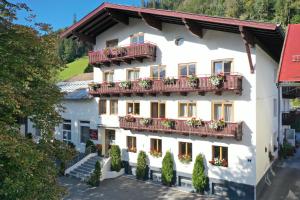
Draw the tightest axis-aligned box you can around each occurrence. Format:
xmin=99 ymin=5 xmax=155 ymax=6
xmin=89 ymin=74 xmax=243 ymax=97
xmin=282 ymin=112 xmax=295 ymax=125
xmin=88 ymin=43 xmax=156 ymax=66
xmin=119 ymin=117 xmax=243 ymax=141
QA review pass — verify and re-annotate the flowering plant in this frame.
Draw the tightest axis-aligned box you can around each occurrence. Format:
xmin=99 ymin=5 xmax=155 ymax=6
xmin=163 ymin=77 xmax=176 ymax=85
xmin=124 ymin=115 xmax=135 ymax=122
xmin=209 ymin=74 xmax=224 ymax=87
xmin=185 ymin=118 xmax=203 ymax=127
xmin=119 ymin=81 xmax=132 ymax=89
xmin=139 ymin=118 xmax=152 ymax=126
xmin=150 ymin=149 xmax=162 ymax=158
xmin=138 ymin=79 xmax=152 ymax=89
xmin=209 ymin=158 xmax=228 ymax=167
xmin=178 ymin=154 xmax=192 ymax=164
xmin=111 ymin=47 xmax=127 ymax=57
xmin=161 ymin=119 xmax=174 ymax=128
xmin=103 ymin=48 xmax=112 ymax=58
xmin=128 ymin=147 xmax=137 ymax=153
xmin=89 ymin=83 xmax=101 ymax=91
xmin=187 ymin=75 xmax=199 ymax=88
xmin=103 ymin=81 xmax=115 ymax=88
xmin=208 ymin=119 xmax=226 ymax=130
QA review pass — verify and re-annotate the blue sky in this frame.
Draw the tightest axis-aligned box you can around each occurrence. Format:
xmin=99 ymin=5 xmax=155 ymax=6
xmin=15 ymin=0 xmax=141 ymax=31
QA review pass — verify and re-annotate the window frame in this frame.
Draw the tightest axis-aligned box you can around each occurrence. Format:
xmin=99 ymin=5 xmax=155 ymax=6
xmin=212 ymin=145 xmax=228 ymax=166
xmin=106 ymin=39 xmax=118 ymax=47
xmin=126 ymin=101 xmax=140 ymax=116
xmin=150 ymin=138 xmax=162 ymax=153
xmin=212 ymin=101 xmax=234 ymax=122
xmin=99 ymin=99 xmax=107 ymax=115
xmin=211 ymin=59 xmax=233 ymax=75
xmin=150 ymin=101 xmax=166 ymax=118
xmin=79 ymin=120 xmax=90 ymax=144
xmin=126 ymin=68 xmax=140 ymax=81
xmin=103 ymin=70 xmax=114 ymax=82
xmin=127 ymin=136 xmax=137 ymax=153
xmin=178 ymin=102 xmax=197 ymax=118
xmin=178 ymin=142 xmax=192 ymax=157
xmin=178 ymin=63 xmax=196 ymax=77
xmin=110 ymin=100 xmax=118 ymax=115
xmin=150 ymin=65 xmax=166 ymax=80
xmin=62 ymin=119 xmax=72 ymax=143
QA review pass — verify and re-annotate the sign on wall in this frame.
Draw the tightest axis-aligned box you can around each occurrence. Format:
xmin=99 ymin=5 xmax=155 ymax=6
xmin=89 ymin=129 xmax=98 ymax=140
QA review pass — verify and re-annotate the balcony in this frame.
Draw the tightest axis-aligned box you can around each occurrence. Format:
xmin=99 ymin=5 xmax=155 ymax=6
xmin=119 ymin=117 xmax=243 ymax=141
xmin=89 ymin=74 xmax=243 ymax=97
xmin=88 ymin=43 xmax=157 ymax=66
xmin=282 ymin=112 xmax=296 ymax=125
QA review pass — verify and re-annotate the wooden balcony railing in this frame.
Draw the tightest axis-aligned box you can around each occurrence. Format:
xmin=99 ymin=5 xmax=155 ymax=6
xmin=89 ymin=74 xmax=243 ymax=96
xmin=282 ymin=112 xmax=295 ymax=125
xmin=119 ymin=117 xmax=243 ymax=141
xmin=88 ymin=43 xmax=157 ymax=65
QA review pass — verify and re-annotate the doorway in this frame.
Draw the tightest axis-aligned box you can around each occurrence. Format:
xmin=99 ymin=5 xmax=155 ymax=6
xmin=104 ymin=129 xmax=115 ymax=156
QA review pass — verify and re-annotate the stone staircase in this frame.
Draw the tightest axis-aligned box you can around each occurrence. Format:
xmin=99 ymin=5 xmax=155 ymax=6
xmin=67 ymin=155 xmax=103 ymax=181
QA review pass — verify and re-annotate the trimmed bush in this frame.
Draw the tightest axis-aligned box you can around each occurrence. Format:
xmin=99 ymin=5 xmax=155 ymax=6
xmin=162 ymin=151 xmax=174 ymax=186
xmin=87 ymin=161 xmax=101 ymax=187
xmin=110 ymin=145 xmax=122 ymax=172
xmin=192 ymin=154 xmax=208 ymax=194
xmin=136 ymin=151 xmax=147 ymax=180
xmin=85 ymin=140 xmax=96 ymax=153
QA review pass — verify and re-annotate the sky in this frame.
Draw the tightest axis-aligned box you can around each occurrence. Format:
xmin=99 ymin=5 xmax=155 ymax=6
xmin=15 ymin=0 xmax=141 ymax=31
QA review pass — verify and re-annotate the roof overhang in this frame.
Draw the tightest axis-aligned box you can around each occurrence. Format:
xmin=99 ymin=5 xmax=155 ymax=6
xmin=61 ymin=2 xmax=284 ymax=62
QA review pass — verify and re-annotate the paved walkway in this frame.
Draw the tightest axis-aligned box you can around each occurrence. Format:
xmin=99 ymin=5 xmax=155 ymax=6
xmin=59 ymin=176 xmax=219 ymax=200
xmin=258 ymin=148 xmax=300 ymax=200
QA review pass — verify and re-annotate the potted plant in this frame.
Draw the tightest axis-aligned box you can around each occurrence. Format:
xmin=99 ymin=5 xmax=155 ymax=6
xmin=150 ymin=149 xmax=162 ymax=158
xmin=124 ymin=114 xmax=135 ymax=122
xmin=161 ymin=119 xmax=174 ymax=129
xmin=209 ymin=158 xmax=228 ymax=167
xmin=139 ymin=118 xmax=152 ymax=126
xmin=209 ymin=74 xmax=224 ymax=87
xmin=89 ymin=83 xmax=100 ymax=91
xmin=138 ymin=79 xmax=152 ymax=89
xmin=128 ymin=146 xmax=137 ymax=153
xmin=163 ymin=77 xmax=176 ymax=85
xmin=185 ymin=118 xmax=203 ymax=127
xmin=103 ymin=48 xmax=112 ymax=58
xmin=208 ymin=119 xmax=226 ymax=130
xmin=107 ymin=82 xmax=115 ymax=88
xmin=116 ymin=47 xmax=127 ymax=57
xmin=178 ymin=154 xmax=192 ymax=164
xmin=119 ymin=81 xmax=132 ymax=89
xmin=187 ymin=75 xmax=199 ymax=88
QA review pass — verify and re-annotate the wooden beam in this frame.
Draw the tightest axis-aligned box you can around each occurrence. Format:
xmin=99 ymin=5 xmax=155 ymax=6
xmin=107 ymin=9 xmax=129 ymax=25
xmin=182 ymin=18 xmax=203 ymax=38
xmin=72 ymin=31 xmax=95 ymax=45
xmin=239 ymin=26 xmax=255 ymax=74
xmin=139 ymin=12 xmax=162 ymax=31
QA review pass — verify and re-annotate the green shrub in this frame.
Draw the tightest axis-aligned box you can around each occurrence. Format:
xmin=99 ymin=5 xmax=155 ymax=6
xmin=87 ymin=161 xmax=101 ymax=187
xmin=110 ymin=145 xmax=122 ymax=172
xmin=85 ymin=140 xmax=96 ymax=153
xmin=136 ymin=151 xmax=147 ymax=180
xmin=192 ymin=154 xmax=208 ymax=194
xmin=162 ymin=151 xmax=174 ymax=186
xmin=280 ymin=141 xmax=295 ymax=159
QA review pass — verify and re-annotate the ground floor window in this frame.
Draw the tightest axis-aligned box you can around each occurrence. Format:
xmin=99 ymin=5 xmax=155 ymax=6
xmin=63 ymin=119 xmax=71 ymax=143
xmin=150 ymin=138 xmax=162 ymax=157
xmin=127 ymin=136 xmax=137 ymax=153
xmin=211 ymin=146 xmax=228 ymax=167
xmin=178 ymin=142 xmax=192 ymax=162
xmin=80 ymin=121 xmax=90 ymax=143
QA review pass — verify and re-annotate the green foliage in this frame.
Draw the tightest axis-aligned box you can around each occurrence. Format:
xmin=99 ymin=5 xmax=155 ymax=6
xmin=87 ymin=161 xmax=101 ymax=187
xmin=279 ymin=141 xmax=295 ymax=159
xmin=58 ymin=56 xmax=89 ymax=81
xmin=136 ymin=151 xmax=148 ymax=180
xmin=162 ymin=151 xmax=174 ymax=186
xmin=192 ymin=154 xmax=208 ymax=193
xmin=110 ymin=145 xmax=122 ymax=172
xmin=85 ymin=140 xmax=96 ymax=153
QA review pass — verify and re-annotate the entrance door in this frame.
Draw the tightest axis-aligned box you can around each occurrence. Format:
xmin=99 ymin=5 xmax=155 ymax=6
xmin=104 ymin=129 xmax=115 ymax=155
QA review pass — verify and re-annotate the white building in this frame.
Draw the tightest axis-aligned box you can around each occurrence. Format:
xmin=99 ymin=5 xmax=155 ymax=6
xmin=60 ymin=3 xmax=285 ymax=199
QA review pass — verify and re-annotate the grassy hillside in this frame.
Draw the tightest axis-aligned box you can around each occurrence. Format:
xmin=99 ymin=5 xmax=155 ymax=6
xmin=58 ymin=56 xmax=89 ymax=81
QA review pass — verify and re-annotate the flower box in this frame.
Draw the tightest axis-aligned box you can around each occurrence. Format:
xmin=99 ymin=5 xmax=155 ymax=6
xmin=209 ymin=74 xmax=224 ymax=87
xmin=178 ymin=154 xmax=192 ymax=164
xmin=138 ymin=79 xmax=152 ymax=89
xmin=139 ymin=118 xmax=152 ymax=126
xmin=209 ymin=158 xmax=228 ymax=167
xmin=89 ymin=83 xmax=101 ymax=91
xmin=124 ymin=115 xmax=135 ymax=122
xmin=163 ymin=77 xmax=176 ymax=85
xmin=119 ymin=81 xmax=132 ymax=89
xmin=150 ymin=149 xmax=162 ymax=158
xmin=208 ymin=119 xmax=226 ymax=130
xmin=128 ymin=147 xmax=137 ymax=153
xmin=161 ymin=119 xmax=175 ymax=129
xmin=187 ymin=75 xmax=199 ymax=88
xmin=185 ymin=118 xmax=203 ymax=127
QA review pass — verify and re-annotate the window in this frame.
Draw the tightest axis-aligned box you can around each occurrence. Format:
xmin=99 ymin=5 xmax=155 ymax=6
xmin=127 ymin=69 xmax=140 ymax=81
xmin=179 ymin=142 xmax=192 ymax=158
xmin=110 ymin=100 xmax=118 ymax=115
xmin=127 ymin=136 xmax=137 ymax=153
xmin=99 ymin=99 xmax=107 ymax=115
xmin=150 ymin=138 xmax=162 ymax=154
xmin=179 ymin=63 xmax=196 ymax=77
xmin=151 ymin=65 xmax=166 ymax=80
xmin=273 ymin=98 xmax=277 ymax=117
xmin=179 ymin=102 xmax=196 ymax=117
xmin=212 ymin=60 xmax=232 ymax=74
xmin=104 ymin=71 xmax=114 ymax=82
xmin=130 ymin=33 xmax=144 ymax=44
xmin=63 ymin=119 xmax=71 ymax=143
xmin=151 ymin=102 xmax=166 ymax=118
xmin=127 ymin=102 xmax=140 ymax=115
xmin=106 ymin=39 xmax=118 ymax=47
xmin=212 ymin=146 xmax=228 ymax=166
xmin=213 ymin=102 xmax=233 ymax=122
xmin=80 ymin=121 xmax=90 ymax=143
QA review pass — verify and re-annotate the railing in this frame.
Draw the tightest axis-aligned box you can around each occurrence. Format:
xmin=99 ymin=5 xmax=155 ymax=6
xmin=282 ymin=112 xmax=295 ymax=125
xmin=89 ymin=74 xmax=243 ymax=96
xmin=89 ymin=43 xmax=157 ymax=65
xmin=119 ymin=117 xmax=243 ymax=141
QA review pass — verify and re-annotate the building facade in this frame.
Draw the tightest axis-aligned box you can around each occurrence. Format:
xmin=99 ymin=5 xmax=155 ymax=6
xmin=61 ymin=3 xmax=285 ymax=199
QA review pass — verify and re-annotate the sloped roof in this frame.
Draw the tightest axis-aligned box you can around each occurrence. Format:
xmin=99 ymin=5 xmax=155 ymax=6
xmin=61 ymin=2 xmax=284 ymax=61
xmin=278 ymin=24 xmax=300 ymax=83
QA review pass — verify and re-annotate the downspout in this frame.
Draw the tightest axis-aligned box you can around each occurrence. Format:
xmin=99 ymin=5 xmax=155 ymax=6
xmin=277 ymin=83 xmax=281 ymax=155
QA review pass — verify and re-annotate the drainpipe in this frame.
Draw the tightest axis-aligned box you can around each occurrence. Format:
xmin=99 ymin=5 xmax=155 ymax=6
xmin=277 ymin=84 xmax=281 ymax=156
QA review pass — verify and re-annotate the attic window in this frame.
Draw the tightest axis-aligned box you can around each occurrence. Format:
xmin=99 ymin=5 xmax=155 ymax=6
xmin=292 ymin=55 xmax=300 ymax=62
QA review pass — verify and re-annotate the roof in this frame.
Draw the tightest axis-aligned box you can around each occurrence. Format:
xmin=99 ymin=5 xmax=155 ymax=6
xmin=64 ymin=88 xmax=91 ymax=100
xmin=278 ymin=24 xmax=300 ymax=83
xmin=61 ymin=2 xmax=284 ymax=61
xmin=57 ymin=80 xmax=92 ymax=93
xmin=66 ymin=72 xmax=93 ymax=82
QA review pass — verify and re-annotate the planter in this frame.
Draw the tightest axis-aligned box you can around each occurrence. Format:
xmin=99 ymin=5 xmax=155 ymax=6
xmin=124 ymin=115 xmax=135 ymax=122
xmin=209 ymin=74 xmax=224 ymax=87
xmin=178 ymin=154 xmax=192 ymax=164
xmin=138 ymin=79 xmax=152 ymax=89
xmin=185 ymin=118 xmax=203 ymax=127
xmin=208 ymin=119 xmax=226 ymax=131
xmin=150 ymin=150 xmax=162 ymax=158
xmin=128 ymin=147 xmax=137 ymax=153
xmin=209 ymin=159 xmax=228 ymax=167
xmin=187 ymin=76 xmax=199 ymax=88
xmin=139 ymin=118 xmax=152 ymax=126
xmin=161 ymin=119 xmax=175 ymax=129
xmin=89 ymin=83 xmax=101 ymax=91
xmin=163 ymin=77 xmax=176 ymax=85
xmin=119 ymin=81 xmax=132 ymax=89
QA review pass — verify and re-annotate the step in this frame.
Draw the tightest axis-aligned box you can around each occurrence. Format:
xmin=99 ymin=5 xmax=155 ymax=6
xmin=73 ymin=168 xmax=93 ymax=175
xmin=77 ymin=165 xmax=94 ymax=171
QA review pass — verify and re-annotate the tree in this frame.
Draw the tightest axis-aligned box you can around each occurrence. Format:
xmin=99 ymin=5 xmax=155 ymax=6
xmin=162 ymin=151 xmax=174 ymax=186
xmin=136 ymin=151 xmax=148 ymax=180
xmin=192 ymin=154 xmax=208 ymax=194
xmin=110 ymin=145 xmax=122 ymax=172
xmin=87 ymin=161 xmax=101 ymax=187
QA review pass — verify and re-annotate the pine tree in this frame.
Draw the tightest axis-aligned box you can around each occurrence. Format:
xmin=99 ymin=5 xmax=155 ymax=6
xmin=192 ymin=154 xmax=208 ymax=194
xmin=136 ymin=151 xmax=148 ymax=180
xmin=162 ymin=151 xmax=174 ymax=186
xmin=110 ymin=145 xmax=122 ymax=172
xmin=88 ymin=161 xmax=101 ymax=187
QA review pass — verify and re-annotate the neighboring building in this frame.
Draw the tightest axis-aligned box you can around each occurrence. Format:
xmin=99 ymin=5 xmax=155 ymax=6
xmin=61 ymin=3 xmax=285 ymax=199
